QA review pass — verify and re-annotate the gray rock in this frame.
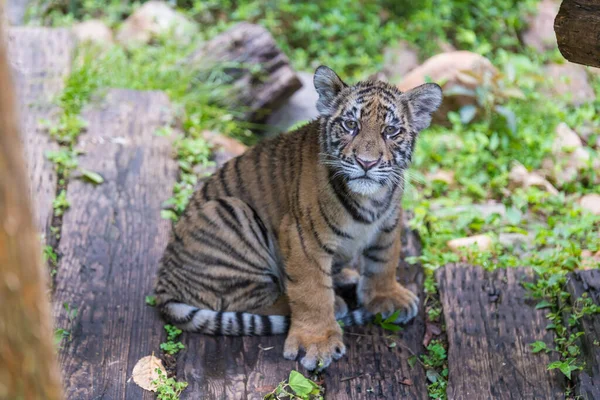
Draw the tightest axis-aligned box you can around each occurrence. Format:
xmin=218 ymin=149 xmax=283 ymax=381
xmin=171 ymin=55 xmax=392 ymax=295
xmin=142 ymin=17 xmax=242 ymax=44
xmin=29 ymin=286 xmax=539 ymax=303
xmin=543 ymin=63 xmax=595 ymax=106
xmin=265 ymin=72 xmax=319 ymax=136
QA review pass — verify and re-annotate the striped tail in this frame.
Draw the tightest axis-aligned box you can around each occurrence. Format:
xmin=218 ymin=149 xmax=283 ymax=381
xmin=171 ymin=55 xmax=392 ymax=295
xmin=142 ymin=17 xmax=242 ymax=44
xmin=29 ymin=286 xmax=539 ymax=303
xmin=161 ymin=301 xmax=374 ymax=336
xmin=161 ymin=301 xmax=289 ymax=336
xmin=339 ymin=308 xmax=374 ymax=327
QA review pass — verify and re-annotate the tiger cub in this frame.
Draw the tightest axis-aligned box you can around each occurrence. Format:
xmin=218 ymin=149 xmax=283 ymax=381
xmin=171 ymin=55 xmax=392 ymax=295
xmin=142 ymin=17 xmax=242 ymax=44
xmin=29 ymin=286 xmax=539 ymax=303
xmin=154 ymin=66 xmax=442 ymax=370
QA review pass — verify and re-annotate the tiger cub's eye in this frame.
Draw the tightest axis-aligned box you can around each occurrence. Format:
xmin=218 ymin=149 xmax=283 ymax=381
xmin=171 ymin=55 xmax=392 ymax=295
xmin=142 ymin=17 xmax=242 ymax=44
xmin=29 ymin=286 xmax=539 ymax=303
xmin=384 ymin=125 xmax=401 ymax=138
xmin=343 ymin=120 xmax=358 ymax=132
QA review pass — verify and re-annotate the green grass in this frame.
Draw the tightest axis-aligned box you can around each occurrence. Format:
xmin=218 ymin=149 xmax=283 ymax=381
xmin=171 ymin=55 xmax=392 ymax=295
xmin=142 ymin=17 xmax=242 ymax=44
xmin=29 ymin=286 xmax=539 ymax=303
xmin=264 ymin=370 xmax=323 ymax=400
xmin=27 ymin=0 xmax=538 ymax=79
xmin=152 ymin=368 xmax=189 ymax=400
xmin=160 ymin=324 xmax=185 ymax=356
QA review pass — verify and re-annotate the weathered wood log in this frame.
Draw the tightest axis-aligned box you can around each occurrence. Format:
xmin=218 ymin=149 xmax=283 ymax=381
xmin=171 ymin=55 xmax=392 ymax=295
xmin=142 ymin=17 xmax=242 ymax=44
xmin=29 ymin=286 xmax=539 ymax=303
xmin=566 ymin=270 xmax=600 ymax=399
xmin=178 ymin=210 xmax=427 ymax=399
xmin=437 ymin=264 xmax=564 ymax=399
xmin=0 ymin=23 xmax=63 ymax=400
xmin=188 ymin=22 xmax=302 ymax=124
xmin=7 ymin=27 xmax=74 ymax=235
xmin=52 ymin=89 xmax=178 ymax=399
xmin=555 ymin=0 xmax=600 ymax=68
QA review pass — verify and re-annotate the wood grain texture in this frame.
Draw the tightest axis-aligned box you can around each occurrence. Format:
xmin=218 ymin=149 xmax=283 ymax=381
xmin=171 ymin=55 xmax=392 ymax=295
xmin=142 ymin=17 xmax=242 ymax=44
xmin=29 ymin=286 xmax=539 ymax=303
xmin=555 ymin=0 xmax=600 ymax=68
xmin=6 ymin=27 xmax=74 ymax=234
xmin=52 ymin=89 xmax=178 ymax=400
xmin=178 ymin=211 xmax=426 ymax=399
xmin=188 ymin=22 xmax=302 ymax=123
xmin=437 ymin=264 xmax=564 ymax=400
xmin=566 ymin=270 xmax=600 ymax=400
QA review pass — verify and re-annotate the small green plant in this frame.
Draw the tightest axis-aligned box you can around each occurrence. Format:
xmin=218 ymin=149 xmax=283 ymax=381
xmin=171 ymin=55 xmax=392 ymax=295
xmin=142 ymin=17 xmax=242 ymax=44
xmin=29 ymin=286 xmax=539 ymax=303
xmin=153 ymin=367 xmax=188 ymax=400
xmin=81 ymin=169 xmax=104 ymax=185
xmin=160 ymin=324 xmax=185 ymax=355
xmin=45 ymin=148 xmax=79 ymax=176
xmin=145 ymin=295 xmax=157 ymax=307
xmin=373 ymin=310 xmax=403 ymax=333
xmin=528 ymin=284 xmax=600 ymax=380
xmin=264 ymin=370 xmax=323 ymax=400
xmin=43 ymin=245 xmax=58 ymax=264
xmin=41 ymin=113 xmax=88 ymax=146
xmin=43 ymin=245 xmax=59 ymax=277
xmin=55 ymin=302 xmax=79 ymax=346
xmin=53 ymin=189 xmax=70 ymax=216
xmin=421 ymin=340 xmax=448 ymax=400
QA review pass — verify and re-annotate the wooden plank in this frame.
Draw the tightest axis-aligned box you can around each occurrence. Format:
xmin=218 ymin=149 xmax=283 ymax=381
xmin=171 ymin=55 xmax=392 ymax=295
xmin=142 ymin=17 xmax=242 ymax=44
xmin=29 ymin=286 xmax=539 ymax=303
xmin=7 ymin=27 xmax=74 ymax=234
xmin=178 ymin=211 xmax=427 ymax=399
xmin=555 ymin=0 xmax=600 ymax=68
xmin=437 ymin=264 xmax=565 ymax=400
xmin=566 ymin=270 xmax=600 ymax=399
xmin=52 ymin=89 xmax=178 ymax=399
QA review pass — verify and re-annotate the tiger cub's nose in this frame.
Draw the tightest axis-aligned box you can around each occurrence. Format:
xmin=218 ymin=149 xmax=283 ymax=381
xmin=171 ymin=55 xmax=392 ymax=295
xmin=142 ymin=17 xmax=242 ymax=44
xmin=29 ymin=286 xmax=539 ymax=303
xmin=355 ymin=156 xmax=379 ymax=171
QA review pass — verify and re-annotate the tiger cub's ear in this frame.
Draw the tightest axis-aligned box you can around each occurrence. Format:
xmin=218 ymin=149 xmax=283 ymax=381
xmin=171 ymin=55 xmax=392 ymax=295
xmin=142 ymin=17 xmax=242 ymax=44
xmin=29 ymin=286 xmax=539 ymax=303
xmin=314 ymin=66 xmax=348 ymax=116
xmin=403 ymin=83 xmax=443 ymax=132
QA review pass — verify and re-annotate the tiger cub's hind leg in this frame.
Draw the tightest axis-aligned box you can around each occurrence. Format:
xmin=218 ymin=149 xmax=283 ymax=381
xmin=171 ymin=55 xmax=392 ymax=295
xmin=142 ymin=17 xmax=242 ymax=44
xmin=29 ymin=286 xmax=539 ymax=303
xmin=155 ymin=197 xmax=286 ymax=334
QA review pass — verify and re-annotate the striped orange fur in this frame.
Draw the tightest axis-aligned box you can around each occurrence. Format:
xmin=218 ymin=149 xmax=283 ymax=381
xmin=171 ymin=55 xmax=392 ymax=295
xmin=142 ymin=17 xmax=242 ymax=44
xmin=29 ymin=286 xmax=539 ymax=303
xmin=154 ymin=66 xmax=442 ymax=370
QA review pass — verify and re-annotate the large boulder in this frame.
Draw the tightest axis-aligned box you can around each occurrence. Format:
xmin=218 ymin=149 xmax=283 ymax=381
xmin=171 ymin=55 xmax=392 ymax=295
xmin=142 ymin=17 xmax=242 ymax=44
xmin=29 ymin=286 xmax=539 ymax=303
xmin=72 ymin=19 xmax=113 ymax=46
xmin=543 ymin=63 xmax=595 ymax=106
xmin=398 ymin=51 xmax=498 ymax=124
xmin=116 ymin=1 xmax=196 ymax=46
xmin=522 ymin=0 xmax=560 ymax=52
xmin=265 ymin=72 xmax=319 ymax=135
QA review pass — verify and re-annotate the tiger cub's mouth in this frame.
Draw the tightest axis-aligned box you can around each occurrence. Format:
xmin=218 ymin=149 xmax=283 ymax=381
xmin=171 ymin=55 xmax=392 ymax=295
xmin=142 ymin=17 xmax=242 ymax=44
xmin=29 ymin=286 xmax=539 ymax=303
xmin=346 ymin=176 xmax=383 ymax=196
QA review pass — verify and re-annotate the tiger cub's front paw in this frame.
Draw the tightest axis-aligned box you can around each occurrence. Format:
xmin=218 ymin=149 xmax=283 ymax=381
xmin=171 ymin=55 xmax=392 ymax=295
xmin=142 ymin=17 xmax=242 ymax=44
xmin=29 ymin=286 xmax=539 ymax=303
xmin=283 ymin=322 xmax=345 ymax=371
xmin=360 ymin=281 xmax=419 ymax=324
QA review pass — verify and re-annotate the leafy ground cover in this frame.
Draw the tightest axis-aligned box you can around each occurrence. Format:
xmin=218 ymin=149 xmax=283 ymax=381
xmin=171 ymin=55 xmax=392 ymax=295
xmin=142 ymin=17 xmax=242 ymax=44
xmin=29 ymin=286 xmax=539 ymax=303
xmin=27 ymin=1 xmax=600 ymax=398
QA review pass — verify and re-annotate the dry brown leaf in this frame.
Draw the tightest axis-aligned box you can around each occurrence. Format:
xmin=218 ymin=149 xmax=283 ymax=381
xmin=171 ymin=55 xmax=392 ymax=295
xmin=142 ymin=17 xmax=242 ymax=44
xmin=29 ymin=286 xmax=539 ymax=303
xmin=400 ymin=378 xmax=413 ymax=386
xmin=132 ymin=355 xmax=166 ymax=392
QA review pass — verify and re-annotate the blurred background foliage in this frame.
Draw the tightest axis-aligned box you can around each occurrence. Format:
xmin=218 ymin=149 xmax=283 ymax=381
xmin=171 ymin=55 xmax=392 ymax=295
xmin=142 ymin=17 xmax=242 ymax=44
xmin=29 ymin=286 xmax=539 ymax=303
xmin=28 ymin=0 xmax=538 ymax=77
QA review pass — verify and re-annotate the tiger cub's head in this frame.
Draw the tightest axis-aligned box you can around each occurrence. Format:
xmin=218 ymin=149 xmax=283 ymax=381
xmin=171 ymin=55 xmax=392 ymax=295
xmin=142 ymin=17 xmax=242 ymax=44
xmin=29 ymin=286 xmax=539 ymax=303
xmin=314 ymin=65 xmax=442 ymax=196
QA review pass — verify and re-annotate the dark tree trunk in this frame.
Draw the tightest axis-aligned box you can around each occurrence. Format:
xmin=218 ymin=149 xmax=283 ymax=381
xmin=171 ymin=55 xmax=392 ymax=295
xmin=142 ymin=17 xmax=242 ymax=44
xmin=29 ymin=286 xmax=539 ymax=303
xmin=555 ymin=0 xmax=600 ymax=68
